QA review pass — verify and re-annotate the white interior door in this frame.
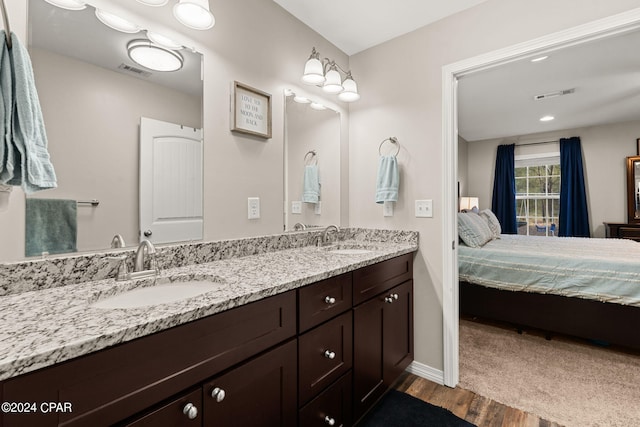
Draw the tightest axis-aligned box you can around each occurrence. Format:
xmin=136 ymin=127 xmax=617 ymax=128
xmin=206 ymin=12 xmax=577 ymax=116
xmin=140 ymin=117 xmax=203 ymax=244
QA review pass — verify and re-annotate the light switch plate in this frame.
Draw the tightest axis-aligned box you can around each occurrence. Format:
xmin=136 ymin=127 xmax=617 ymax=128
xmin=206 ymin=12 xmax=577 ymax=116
xmin=291 ymin=201 xmax=302 ymax=214
xmin=383 ymin=201 xmax=394 ymax=217
xmin=248 ymin=197 xmax=260 ymax=219
xmin=415 ymin=199 xmax=433 ymax=218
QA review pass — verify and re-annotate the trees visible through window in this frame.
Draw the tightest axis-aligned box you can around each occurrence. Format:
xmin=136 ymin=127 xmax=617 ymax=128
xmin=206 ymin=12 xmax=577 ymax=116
xmin=515 ymin=156 xmax=560 ymax=237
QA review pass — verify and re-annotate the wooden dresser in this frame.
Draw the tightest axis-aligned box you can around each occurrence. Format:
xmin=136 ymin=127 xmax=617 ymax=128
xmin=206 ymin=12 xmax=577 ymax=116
xmin=603 ymin=222 xmax=640 ymax=241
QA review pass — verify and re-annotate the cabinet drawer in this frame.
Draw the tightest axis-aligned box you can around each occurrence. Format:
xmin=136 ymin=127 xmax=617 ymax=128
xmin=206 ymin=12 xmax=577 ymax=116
xmin=121 ymin=388 xmax=202 ymax=427
xmin=353 ymin=253 xmax=413 ymax=305
xmin=298 ymin=273 xmax=352 ymax=333
xmin=298 ymin=311 xmax=353 ymax=405
xmin=619 ymin=227 xmax=640 ymax=240
xmin=1 ymin=291 xmax=296 ymax=427
xmin=299 ymin=372 xmax=352 ymax=427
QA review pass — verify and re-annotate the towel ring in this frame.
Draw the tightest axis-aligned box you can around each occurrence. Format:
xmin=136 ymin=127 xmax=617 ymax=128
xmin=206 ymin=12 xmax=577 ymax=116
xmin=378 ymin=137 xmax=400 ymax=157
xmin=304 ymin=150 xmax=317 ymax=166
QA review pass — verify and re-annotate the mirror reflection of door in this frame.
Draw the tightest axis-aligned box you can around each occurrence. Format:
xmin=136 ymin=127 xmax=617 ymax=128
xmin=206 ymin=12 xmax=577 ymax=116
xmin=635 ymin=160 xmax=640 ymax=220
xmin=139 ymin=117 xmax=203 ymax=244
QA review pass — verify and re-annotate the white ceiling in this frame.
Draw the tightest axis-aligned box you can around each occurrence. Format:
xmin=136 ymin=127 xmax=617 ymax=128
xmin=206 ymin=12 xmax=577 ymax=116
xmin=273 ymin=0 xmax=488 ymax=55
xmin=275 ymin=1 xmax=640 ymax=142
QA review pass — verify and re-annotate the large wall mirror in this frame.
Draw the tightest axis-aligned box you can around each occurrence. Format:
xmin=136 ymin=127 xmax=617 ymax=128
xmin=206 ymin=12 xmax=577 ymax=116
xmin=14 ymin=0 xmax=203 ymax=260
xmin=284 ymin=89 xmax=341 ymax=231
xmin=627 ymin=155 xmax=640 ymax=223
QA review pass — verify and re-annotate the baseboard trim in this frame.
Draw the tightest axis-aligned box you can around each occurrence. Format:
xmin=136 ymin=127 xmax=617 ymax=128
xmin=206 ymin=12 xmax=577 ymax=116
xmin=406 ymin=361 xmax=445 ymax=385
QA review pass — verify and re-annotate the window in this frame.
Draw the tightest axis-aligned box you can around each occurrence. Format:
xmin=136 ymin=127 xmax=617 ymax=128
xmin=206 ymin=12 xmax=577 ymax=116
xmin=515 ymin=154 xmax=560 ymax=236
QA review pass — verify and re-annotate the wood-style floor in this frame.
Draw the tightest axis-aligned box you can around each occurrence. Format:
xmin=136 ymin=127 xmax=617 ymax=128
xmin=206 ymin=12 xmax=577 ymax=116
xmin=393 ymin=372 xmax=563 ymax=427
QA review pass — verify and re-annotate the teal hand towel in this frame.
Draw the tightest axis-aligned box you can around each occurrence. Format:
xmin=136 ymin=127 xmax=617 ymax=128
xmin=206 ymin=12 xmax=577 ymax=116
xmin=302 ymin=165 xmax=320 ymax=204
xmin=375 ymin=155 xmax=399 ymax=203
xmin=8 ymin=32 xmax=57 ymax=194
xmin=25 ymin=198 xmax=77 ymax=257
xmin=0 ymin=31 xmax=12 ymax=183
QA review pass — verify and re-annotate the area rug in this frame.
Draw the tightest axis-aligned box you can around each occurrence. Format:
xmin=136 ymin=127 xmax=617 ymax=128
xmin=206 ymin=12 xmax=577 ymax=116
xmin=459 ymin=319 xmax=640 ymax=427
xmin=358 ymin=389 xmax=476 ymax=427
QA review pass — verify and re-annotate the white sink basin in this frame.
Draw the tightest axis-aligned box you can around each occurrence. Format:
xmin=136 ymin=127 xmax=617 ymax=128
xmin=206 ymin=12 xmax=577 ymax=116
xmin=91 ymin=280 xmax=223 ymax=309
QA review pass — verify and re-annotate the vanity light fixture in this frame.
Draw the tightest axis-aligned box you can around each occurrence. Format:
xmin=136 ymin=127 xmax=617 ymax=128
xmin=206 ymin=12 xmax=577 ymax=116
xmin=540 ymin=115 xmax=555 ymax=122
xmin=43 ymin=0 xmax=86 ymax=10
xmin=309 ymin=102 xmax=327 ymax=111
xmin=301 ymin=47 xmax=360 ymax=102
xmin=173 ymin=0 xmax=215 ymax=30
xmin=293 ymin=96 xmax=311 ymax=104
xmin=136 ymin=0 xmax=169 ymax=6
xmin=146 ymin=31 xmax=183 ymax=50
xmin=95 ymin=9 xmax=141 ymax=33
xmin=127 ymin=39 xmax=184 ymax=72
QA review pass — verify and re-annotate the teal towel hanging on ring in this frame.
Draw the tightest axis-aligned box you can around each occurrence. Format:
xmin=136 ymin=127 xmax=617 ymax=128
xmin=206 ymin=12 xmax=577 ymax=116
xmin=375 ymin=155 xmax=399 ymax=203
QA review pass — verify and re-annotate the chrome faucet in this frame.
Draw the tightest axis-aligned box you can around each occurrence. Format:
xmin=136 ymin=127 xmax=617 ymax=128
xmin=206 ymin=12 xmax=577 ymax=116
xmin=134 ymin=240 xmax=157 ymax=273
xmin=110 ymin=234 xmax=126 ymax=248
xmin=318 ymin=225 xmax=340 ymax=247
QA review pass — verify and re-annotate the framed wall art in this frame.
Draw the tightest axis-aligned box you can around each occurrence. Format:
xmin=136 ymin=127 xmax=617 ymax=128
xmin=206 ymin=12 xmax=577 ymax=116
xmin=231 ymin=81 xmax=272 ymax=139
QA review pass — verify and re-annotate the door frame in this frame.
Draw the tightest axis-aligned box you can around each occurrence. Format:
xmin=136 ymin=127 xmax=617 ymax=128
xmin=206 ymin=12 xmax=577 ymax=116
xmin=441 ymin=7 xmax=640 ymax=387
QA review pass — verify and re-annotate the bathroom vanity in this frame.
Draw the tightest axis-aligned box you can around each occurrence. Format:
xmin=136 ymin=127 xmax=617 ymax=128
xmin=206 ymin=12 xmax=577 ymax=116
xmin=0 ymin=230 xmax=416 ymax=427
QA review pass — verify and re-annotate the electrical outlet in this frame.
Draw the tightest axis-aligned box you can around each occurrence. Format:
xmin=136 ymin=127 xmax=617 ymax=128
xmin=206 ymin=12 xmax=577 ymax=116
xmin=415 ymin=199 xmax=433 ymax=218
xmin=383 ymin=201 xmax=394 ymax=217
xmin=314 ymin=201 xmax=322 ymax=215
xmin=248 ymin=197 xmax=260 ymax=219
xmin=291 ymin=201 xmax=302 ymax=214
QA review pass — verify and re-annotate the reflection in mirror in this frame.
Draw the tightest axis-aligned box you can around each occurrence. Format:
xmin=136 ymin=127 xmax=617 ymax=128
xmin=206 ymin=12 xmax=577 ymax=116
xmin=16 ymin=0 xmax=203 ymax=260
xmin=284 ymin=90 xmax=341 ymax=231
xmin=626 ymin=156 xmax=640 ymax=223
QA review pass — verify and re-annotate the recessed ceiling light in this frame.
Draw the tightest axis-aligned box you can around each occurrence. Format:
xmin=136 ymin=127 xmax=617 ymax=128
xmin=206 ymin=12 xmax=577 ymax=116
xmin=127 ymin=39 xmax=184 ymax=72
xmin=95 ymin=9 xmax=141 ymax=33
xmin=540 ymin=115 xmax=555 ymax=122
xmin=531 ymin=55 xmax=549 ymax=63
xmin=43 ymin=0 xmax=86 ymax=10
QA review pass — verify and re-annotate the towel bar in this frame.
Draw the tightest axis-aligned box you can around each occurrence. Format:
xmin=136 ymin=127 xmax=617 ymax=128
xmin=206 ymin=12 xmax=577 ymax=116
xmin=77 ymin=199 xmax=99 ymax=207
xmin=0 ymin=0 xmax=11 ymax=49
xmin=379 ymin=137 xmax=400 ymax=157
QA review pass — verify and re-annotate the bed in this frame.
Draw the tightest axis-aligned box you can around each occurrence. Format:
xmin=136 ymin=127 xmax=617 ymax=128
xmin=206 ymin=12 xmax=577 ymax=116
xmin=458 ymin=233 xmax=640 ymax=350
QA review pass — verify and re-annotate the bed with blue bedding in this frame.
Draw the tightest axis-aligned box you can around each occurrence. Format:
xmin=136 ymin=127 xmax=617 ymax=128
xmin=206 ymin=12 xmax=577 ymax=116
xmin=459 ymin=234 xmax=640 ymax=349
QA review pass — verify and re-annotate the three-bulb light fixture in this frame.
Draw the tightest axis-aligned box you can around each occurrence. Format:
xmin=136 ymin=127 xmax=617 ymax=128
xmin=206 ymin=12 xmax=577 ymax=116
xmin=43 ymin=0 xmax=215 ymax=72
xmin=301 ymin=47 xmax=360 ymax=102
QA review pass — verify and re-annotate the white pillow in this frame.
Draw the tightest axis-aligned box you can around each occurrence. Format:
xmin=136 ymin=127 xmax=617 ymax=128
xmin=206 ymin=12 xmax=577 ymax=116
xmin=458 ymin=212 xmax=494 ymax=247
xmin=479 ymin=209 xmax=502 ymax=238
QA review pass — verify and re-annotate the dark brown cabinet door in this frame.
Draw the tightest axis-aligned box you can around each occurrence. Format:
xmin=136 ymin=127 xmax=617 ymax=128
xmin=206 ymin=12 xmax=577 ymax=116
xmin=202 ymin=339 xmax=297 ymax=427
xmin=299 ymin=372 xmax=352 ymax=427
xmin=352 ymin=280 xmax=413 ymax=422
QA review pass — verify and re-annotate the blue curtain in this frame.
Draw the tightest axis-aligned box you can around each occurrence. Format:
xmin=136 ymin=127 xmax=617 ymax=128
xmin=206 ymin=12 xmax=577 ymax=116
xmin=491 ymin=144 xmax=517 ymax=234
xmin=559 ymin=137 xmax=590 ymax=237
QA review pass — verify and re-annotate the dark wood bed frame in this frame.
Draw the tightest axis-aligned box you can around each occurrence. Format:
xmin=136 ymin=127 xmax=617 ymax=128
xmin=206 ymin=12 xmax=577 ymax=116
xmin=460 ymin=281 xmax=640 ymax=351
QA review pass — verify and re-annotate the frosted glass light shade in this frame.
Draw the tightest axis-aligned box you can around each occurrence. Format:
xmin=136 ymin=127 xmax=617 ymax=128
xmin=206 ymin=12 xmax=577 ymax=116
xmin=310 ymin=102 xmax=326 ymax=111
xmin=338 ymin=77 xmax=360 ymax=102
xmin=302 ymin=58 xmax=325 ymax=85
xmin=147 ymin=31 xmax=183 ymax=50
xmin=95 ymin=9 xmax=141 ymax=33
xmin=173 ymin=0 xmax=215 ymax=30
xmin=322 ymin=69 xmax=343 ymax=94
xmin=136 ymin=0 xmax=169 ymax=6
xmin=43 ymin=0 xmax=86 ymax=10
xmin=128 ymin=40 xmax=184 ymax=72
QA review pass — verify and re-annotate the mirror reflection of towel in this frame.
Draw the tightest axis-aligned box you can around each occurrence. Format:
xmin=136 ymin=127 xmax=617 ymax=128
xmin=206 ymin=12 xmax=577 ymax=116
xmin=302 ymin=165 xmax=320 ymax=204
xmin=25 ymin=198 xmax=77 ymax=257
xmin=376 ymin=155 xmax=399 ymax=203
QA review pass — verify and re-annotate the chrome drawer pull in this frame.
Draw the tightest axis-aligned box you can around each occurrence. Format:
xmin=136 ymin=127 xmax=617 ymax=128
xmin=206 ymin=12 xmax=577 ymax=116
xmin=211 ymin=387 xmax=226 ymax=402
xmin=324 ymin=415 xmax=336 ymax=425
xmin=183 ymin=403 xmax=198 ymax=420
xmin=324 ymin=296 xmax=336 ymax=304
xmin=324 ymin=350 xmax=336 ymax=360
xmin=385 ymin=293 xmax=399 ymax=303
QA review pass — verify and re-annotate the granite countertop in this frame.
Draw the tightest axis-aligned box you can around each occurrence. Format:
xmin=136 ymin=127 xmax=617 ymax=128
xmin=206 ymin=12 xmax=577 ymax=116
xmin=0 ymin=239 xmax=417 ymax=381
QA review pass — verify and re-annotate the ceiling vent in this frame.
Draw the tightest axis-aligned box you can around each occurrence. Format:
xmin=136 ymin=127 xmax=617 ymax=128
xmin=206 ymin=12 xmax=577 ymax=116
xmin=534 ymin=88 xmax=575 ymax=101
xmin=118 ymin=63 xmax=152 ymax=77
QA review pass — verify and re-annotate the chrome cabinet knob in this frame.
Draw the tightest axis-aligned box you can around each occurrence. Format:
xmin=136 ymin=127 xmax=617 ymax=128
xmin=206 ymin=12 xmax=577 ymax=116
xmin=182 ymin=403 xmax=198 ymax=420
xmin=324 ymin=415 xmax=336 ymax=425
xmin=324 ymin=350 xmax=336 ymax=360
xmin=324 ymin=296 xmax=336 ymax=304
xmin=385 ymin=293 xmax=399 ymax=303
xmin=211 ymin=387 xmax=226 ymax=402
xmin=143 ymin=229 xmax=153 ymax=237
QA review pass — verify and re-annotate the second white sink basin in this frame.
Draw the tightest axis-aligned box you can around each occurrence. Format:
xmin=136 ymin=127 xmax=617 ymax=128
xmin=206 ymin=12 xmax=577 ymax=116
xmin=92 ymin=280 xmax=223 ymax=309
